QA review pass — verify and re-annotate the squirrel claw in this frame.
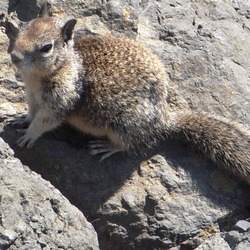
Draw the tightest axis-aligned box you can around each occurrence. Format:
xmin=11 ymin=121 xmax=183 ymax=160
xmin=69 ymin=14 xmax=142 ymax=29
xmin=88 ymin=139 xmax=121 ymax=161
xmin=17 ymin=128 xmax=27 ymax=134
xmin=16 ymin=133 xmax=36 ymax=148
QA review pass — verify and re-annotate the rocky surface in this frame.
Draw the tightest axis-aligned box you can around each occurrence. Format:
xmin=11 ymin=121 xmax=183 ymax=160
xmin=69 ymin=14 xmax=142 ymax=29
xmin=0 ymin=137 xmax=99 ymax=249
xmin=0 ymin=0 xmax=250 ymax=249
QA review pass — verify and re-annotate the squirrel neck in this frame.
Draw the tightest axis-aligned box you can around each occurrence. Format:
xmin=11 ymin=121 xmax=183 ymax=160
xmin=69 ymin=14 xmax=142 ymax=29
xmin=36 ymin=49 xmax=87 ymax=115
xmin=41 ymin=49 xmax=86 ymax=105
xmin=46 ymin=49 xmax=83 ymax=86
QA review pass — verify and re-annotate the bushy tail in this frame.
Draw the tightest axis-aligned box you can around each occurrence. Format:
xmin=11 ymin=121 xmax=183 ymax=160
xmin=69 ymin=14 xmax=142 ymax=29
xmin=168 ymin=111 xmax=250 ymax=184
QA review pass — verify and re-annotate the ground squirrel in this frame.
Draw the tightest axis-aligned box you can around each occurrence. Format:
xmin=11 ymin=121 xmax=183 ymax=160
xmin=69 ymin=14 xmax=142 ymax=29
xmin=10 ymin=5 xmax=250 ymax=184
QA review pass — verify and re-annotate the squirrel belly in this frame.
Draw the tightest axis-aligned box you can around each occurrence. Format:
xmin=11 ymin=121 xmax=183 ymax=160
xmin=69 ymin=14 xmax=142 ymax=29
xmin=10 ymin=9 xmax=250 ymax=185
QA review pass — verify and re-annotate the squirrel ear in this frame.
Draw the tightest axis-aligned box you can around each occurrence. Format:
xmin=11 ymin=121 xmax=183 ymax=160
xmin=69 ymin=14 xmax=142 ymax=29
xmin=62 ymin=19 xmax=77 ymax=43
xmin=39 ymin=2 xmax=49 ymax=17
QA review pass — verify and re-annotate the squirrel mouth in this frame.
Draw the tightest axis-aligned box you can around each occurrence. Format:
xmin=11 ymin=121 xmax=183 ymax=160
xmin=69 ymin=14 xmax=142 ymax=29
xmin=10 ymin=51 xmax=24 ymax=67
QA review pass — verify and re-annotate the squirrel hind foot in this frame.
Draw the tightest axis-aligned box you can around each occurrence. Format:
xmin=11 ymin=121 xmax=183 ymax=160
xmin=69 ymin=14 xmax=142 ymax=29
xmin=88 ymin=139 xmax=122 ymax=161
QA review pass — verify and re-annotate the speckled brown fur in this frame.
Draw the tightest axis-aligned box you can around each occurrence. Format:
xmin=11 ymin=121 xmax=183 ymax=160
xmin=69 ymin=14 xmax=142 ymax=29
xmin=71 ymin=35 xmax=169 ymax=150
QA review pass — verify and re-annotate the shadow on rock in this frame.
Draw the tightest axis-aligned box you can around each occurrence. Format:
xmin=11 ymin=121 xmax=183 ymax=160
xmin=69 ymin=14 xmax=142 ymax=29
xmin=8 ymin=0 xmax=41 ymax=22
xmin=2 ymin=121 xmax=250 ymax=213
xmin=0 ymin=122 xmax=142 ymax=214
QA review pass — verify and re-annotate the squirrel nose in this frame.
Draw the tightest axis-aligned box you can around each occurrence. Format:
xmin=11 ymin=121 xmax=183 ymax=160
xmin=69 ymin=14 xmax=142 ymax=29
xmin=10 ymin=51 xmax=24 ymax=64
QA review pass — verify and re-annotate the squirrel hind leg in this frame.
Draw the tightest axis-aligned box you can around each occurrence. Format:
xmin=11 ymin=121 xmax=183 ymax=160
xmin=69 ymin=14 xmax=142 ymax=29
xmin=88 ymin=139 xmax=122 ymax=161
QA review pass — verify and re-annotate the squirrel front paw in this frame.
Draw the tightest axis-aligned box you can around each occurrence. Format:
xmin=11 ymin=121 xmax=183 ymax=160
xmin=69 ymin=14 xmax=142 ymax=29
xmin=16 ymin=128 xmax=39 ymax=148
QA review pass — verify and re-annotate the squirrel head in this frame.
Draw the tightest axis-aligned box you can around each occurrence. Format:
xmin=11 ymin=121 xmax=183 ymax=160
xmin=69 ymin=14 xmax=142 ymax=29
xmin=10 ymin=15 xmax=77 ymax=78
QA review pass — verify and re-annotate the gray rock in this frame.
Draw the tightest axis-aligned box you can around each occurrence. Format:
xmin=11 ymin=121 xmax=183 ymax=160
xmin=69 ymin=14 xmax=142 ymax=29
xmin=223 ymin=230 xmax=250 ymax=249
xmin=0 ymin=103 xmax=17 ymax=117
xmin=196 ymin=233 xmax=231 ymax=250
xmin=0 ymin=0 xmax=250 ymax=250
xmin=235 ymin=220 xmax=250 ymax=232
xmin=0 ymin=138 xmax=99 ymax=249
xmin=0 ymin=0 xmax=8 ymax=15
xmin=234 ymin=240 xmax=250 ymax=250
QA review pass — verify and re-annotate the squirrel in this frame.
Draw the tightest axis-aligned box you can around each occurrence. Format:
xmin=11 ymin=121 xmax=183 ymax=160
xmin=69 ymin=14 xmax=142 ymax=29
xmin=10 ymin=4 xmax=250 ymax=184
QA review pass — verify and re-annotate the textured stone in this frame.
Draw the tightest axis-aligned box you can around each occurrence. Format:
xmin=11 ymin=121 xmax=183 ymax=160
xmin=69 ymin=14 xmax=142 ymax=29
xmin=0 ymin=138 xmax=99 ymax=249
xmin=0 ymin=0 xmax=250 ymax=250
xmin=235 ymin=220 xmax=250 ymax=232
xmin=196 ymin=233 xmax=231 ymax=250
xmin=223 ymin=230 xmax=250 ymax=249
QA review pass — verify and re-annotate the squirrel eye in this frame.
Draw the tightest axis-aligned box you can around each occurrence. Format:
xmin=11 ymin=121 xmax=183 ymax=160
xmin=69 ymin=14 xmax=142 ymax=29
xmin=40 ymin=43 xmax=53 ymax=53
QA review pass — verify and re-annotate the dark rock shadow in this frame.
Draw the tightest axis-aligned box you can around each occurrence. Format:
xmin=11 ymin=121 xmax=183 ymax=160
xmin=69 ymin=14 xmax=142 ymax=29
xmin=8 ymin=0 xmax=40 ymax=22
xmin=0 ymin=123 xmax=142 ymax=215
